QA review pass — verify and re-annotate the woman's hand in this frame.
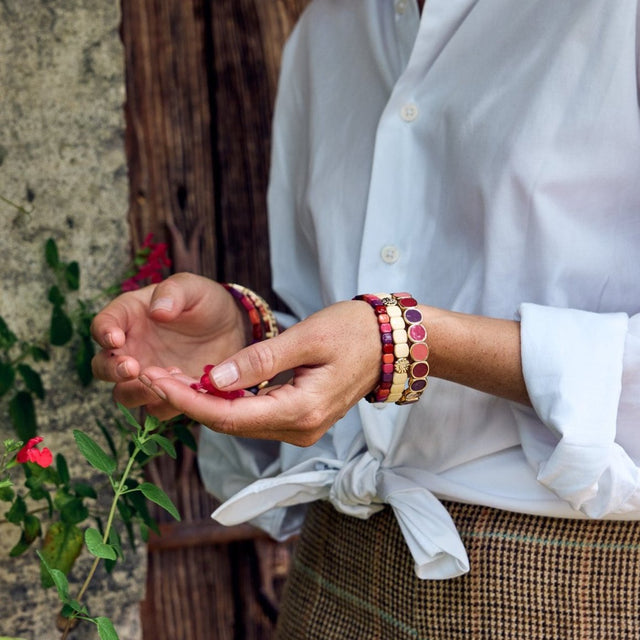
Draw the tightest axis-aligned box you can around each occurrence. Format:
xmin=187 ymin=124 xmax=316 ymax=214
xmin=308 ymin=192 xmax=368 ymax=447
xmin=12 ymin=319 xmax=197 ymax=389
xmin=137 ymin=300 xmax=382 ymax=446
xmin=91 ymin=273 xmax=247 ymax=418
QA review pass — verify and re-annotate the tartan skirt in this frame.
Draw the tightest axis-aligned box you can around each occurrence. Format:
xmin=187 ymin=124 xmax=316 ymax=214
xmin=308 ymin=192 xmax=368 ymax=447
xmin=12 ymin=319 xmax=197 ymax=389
xmin=275 ymin=500 xmax=640 ymax=640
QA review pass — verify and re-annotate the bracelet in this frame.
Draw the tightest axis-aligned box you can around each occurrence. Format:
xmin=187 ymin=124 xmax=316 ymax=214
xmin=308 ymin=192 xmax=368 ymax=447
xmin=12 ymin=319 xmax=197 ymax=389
xmin=354 ymin=292 xmax=429 ymax=405
xmin=392 ymin=292 xmax=429 ymax=405
xmin=353 ymin=293 xmax=398 ymax=402
xmin=222 ymin=283 xmax=279 ymax=343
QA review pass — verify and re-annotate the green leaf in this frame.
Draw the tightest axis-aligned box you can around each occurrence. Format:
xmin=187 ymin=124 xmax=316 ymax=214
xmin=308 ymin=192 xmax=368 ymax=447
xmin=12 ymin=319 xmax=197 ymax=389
xmin=108 ymin=527 xmax=124 ymax=558
xmin=56 ymin=453 xmax=70 ymax=486
xmin=85 ymin=527 xmax=117 ymax=560
xmin=139 ymin=521 xmax=150 ymax=543
xmin=37 ymin=551 xmax=70 ymax=602
xmin=0 ymin=361 xmax=15 ymax=397
xmin=149 ymin=434 xmax=177 ymax=459
xmin=143 ymin=414 xmax=160 ymax=434
xmin=65 ymin=261 xmax=80 ymax=290
xmin=116 ymin=497 xmax=133 ymax=524
xmin=75 ymin=335 xmax=95 ymax=386
xmin=139 ymin=483 xmax=181 ymax=521
xmin=9 ymin=391 xmax=37 ymax=440
xmin=123 ymin=485 xmax=160 ymax=535
xmin=65 ymin=599 xmax=88 ymax=615
xmin=0 ymin=316 xmax=18 ymax=350
xmin=134 ymin=435 xmax=158 ymax=456
xmin=39 ymin=522 xmax=83 ymax=589
xmin=0 ymin=483 xmax=15 ymax=502
xmin=72 ymin=482 xmax=97 ymax=499
xmin=17 ymin=364 xmax=44 ymax=400
xmin=50 ymin=305 xmax=73 ymax=346
xmin=174 ymin=424 xmax=198 ymax=452
xmin=23 ymin=513 xmax=42 ymax=542
xmin=29 ymin=345 xmax=50 ymax=362
xmin=117 ymin=403 xmax=141 ymax=431
xmin=59 ymin=497 xmax=89 ymax=525
xmin=44 ymin=238 xmax=60 ymax=269
xmin=96 ymin=419 xmax=118 ymax=458
xmin=6 ymin=495 xmax=27 ymax=524
xmin=9 ymin=533 xmax=33 ymax=557
xmin=47 ymin=285 xmax=65 ymax=306
xmin=96 ymin=616 xmax=120 ymax=640
xmin=73 ymin=430 xmax=116 ymax=475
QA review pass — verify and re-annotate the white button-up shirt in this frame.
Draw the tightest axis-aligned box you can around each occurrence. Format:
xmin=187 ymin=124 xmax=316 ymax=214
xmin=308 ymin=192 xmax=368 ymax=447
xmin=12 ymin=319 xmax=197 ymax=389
xmin=199 ymin=0 xmax=640 ymax=579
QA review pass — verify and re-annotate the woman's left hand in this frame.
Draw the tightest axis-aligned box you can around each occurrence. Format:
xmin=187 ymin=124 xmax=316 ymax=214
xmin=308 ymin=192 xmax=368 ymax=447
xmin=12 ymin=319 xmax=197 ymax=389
xmin=138 ymin=301 xmax=382 ymax=446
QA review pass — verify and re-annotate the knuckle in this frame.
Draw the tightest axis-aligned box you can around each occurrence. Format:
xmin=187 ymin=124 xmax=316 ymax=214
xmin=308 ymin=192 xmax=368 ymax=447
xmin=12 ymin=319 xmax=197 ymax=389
xmin=245 ymin=342 xmax=277 ymax=375
xmin=293 ymin=430 xmax=323 ymax=448
xmin=298 ymin=405 xmax=327 ymax=433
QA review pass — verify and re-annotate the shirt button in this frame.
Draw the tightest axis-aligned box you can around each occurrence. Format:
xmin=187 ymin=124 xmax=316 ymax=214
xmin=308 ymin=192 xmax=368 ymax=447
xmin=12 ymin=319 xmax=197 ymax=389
xmin=395 ymin=0 xmax=407 ymax=14
xmin=381 ymin=245 xmax=400 ymax=264
xmin=400 ymin=103 xmax=419 ymax=122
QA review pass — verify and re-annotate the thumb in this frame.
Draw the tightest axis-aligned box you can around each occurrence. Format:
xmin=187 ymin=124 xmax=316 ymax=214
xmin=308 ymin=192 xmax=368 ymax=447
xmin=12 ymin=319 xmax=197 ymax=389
xmin=209 ymin=330 xmax=308 ymax=392
xmin=148 ymin=272 xmax=218 ymax=321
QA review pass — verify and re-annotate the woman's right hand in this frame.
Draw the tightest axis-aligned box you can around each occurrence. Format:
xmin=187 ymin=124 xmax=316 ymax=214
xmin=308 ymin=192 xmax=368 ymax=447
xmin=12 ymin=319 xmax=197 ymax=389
xmin=90 ymin=272 xmax=247 ymax=418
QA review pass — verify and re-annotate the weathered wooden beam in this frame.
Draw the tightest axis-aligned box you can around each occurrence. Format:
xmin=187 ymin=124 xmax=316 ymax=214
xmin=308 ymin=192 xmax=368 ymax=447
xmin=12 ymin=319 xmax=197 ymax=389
xmin=147 ymin=520 xmax=269 ymax=551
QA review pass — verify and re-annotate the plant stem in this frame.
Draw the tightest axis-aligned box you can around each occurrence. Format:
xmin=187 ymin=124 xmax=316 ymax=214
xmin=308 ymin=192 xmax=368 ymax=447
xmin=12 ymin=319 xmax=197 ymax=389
xmin=61 ymin=445 xmax=142 ymax=640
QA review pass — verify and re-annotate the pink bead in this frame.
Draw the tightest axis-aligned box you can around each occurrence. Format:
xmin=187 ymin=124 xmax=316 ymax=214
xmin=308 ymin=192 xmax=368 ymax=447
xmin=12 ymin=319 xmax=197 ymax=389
xmin=408 ymin=324 xmax=427 ymax=342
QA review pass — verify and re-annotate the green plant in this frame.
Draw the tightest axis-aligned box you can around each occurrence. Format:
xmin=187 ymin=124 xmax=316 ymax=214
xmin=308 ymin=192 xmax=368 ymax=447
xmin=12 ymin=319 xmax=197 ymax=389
xmin=0 ymin=225 xmax=191 ymax=639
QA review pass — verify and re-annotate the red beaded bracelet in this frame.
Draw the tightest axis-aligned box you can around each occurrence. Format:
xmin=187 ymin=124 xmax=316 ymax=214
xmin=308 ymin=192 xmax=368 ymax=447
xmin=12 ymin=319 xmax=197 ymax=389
xmin=354 ymin=293 xmax=400 ymax=402
xmin=222 ymin=283 xmax=279 ymax=343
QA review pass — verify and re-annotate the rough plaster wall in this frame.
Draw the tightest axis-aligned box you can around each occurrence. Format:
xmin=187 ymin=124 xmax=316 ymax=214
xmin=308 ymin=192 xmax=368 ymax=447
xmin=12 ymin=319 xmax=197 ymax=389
xmin=0 ymin=1 xmax=144 ymax=638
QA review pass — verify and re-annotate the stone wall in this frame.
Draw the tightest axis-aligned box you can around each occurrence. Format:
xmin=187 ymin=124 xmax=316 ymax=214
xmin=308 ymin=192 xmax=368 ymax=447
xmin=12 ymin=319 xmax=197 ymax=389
xmin=0 ymin=1 xmax=144 ymax=638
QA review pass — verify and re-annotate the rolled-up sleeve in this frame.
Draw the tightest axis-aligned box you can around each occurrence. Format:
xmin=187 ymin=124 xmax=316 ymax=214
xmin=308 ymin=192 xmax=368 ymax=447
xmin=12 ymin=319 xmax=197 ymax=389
xmin=517 ymin=303 xmax=640 ymax=517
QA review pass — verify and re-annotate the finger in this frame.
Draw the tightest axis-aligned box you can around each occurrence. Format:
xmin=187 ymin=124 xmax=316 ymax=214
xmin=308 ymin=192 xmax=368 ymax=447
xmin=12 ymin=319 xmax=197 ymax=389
xmin=112 ymin=378 xmax=161 ymax=407
xmin=91 ymin=350 xmax=141 ymax=382
xmin=90 ymin=288 xmax=153 ymax=349
xmin=147 ymin=272 xmax=223 ymax=321
xmin=206 ymin=325 xmax=318 ymax=393
xmin=90 ymin=273 xmax=213 ymax=348
xmin=139 ymin=367 xmax=324 ymax=445
xmin=111 ymin=377 xmax=184 ymax=420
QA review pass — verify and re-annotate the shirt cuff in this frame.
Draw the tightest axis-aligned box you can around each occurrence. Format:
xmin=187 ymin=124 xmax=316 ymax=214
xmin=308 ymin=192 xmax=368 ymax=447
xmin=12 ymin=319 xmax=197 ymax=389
xmin=519 ymin=302 xmax=639 ymax=516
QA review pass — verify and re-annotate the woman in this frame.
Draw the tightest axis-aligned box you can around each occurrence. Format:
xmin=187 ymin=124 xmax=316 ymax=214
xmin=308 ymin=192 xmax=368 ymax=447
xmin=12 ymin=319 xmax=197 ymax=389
xmin=92 ymin=1 xmax=640 ymax=637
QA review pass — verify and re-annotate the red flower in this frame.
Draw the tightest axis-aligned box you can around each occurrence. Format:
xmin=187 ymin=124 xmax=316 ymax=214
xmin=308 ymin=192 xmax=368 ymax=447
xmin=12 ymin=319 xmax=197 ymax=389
xmin=120 ymin=233 xmax=172 ymax=293
xmin=120 ymin=277 xmax=141 ymax=292
xmin=16 ymin=437 xmax=53 ymax=468
xmin=190 ymin=365 xmax=245 ymax=399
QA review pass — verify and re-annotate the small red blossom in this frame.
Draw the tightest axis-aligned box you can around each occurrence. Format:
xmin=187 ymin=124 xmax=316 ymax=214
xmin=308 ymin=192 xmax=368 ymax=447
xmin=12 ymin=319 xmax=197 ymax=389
xmin=16 ymin=436 xmax=53 ymax=468
xmin=190 ymin=365 xmax=245 ymax=399
xmin=120 ymin=233 xmax=172 ymax=293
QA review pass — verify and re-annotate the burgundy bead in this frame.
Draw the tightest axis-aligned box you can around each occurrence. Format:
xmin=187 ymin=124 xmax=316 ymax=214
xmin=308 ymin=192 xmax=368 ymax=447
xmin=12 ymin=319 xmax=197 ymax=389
xmin=410 ymin=362 xmax=429 ymax=378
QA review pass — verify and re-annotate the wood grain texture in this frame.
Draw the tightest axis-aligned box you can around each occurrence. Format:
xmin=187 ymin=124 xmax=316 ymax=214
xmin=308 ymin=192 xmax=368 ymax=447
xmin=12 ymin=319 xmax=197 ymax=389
xmin=120 ymin=1 xmax=310 ymax=637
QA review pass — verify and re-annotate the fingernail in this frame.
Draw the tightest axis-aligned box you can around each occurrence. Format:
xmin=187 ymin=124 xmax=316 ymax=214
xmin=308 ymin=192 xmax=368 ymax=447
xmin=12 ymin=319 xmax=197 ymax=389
xmin=211 ymin=362 xmax=239 ymax=388
xmin=139 ymin=375 xmax=167 ymax=400
xmin=105 ymin=332 xmax=116 ymax=348
xmin=116 ymin=361 xmax=130 ymax=378
xmin=151 ymin=297 xmax=174 ymax=312
xmin=151 ymin=385 xmax=167 ymax=401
